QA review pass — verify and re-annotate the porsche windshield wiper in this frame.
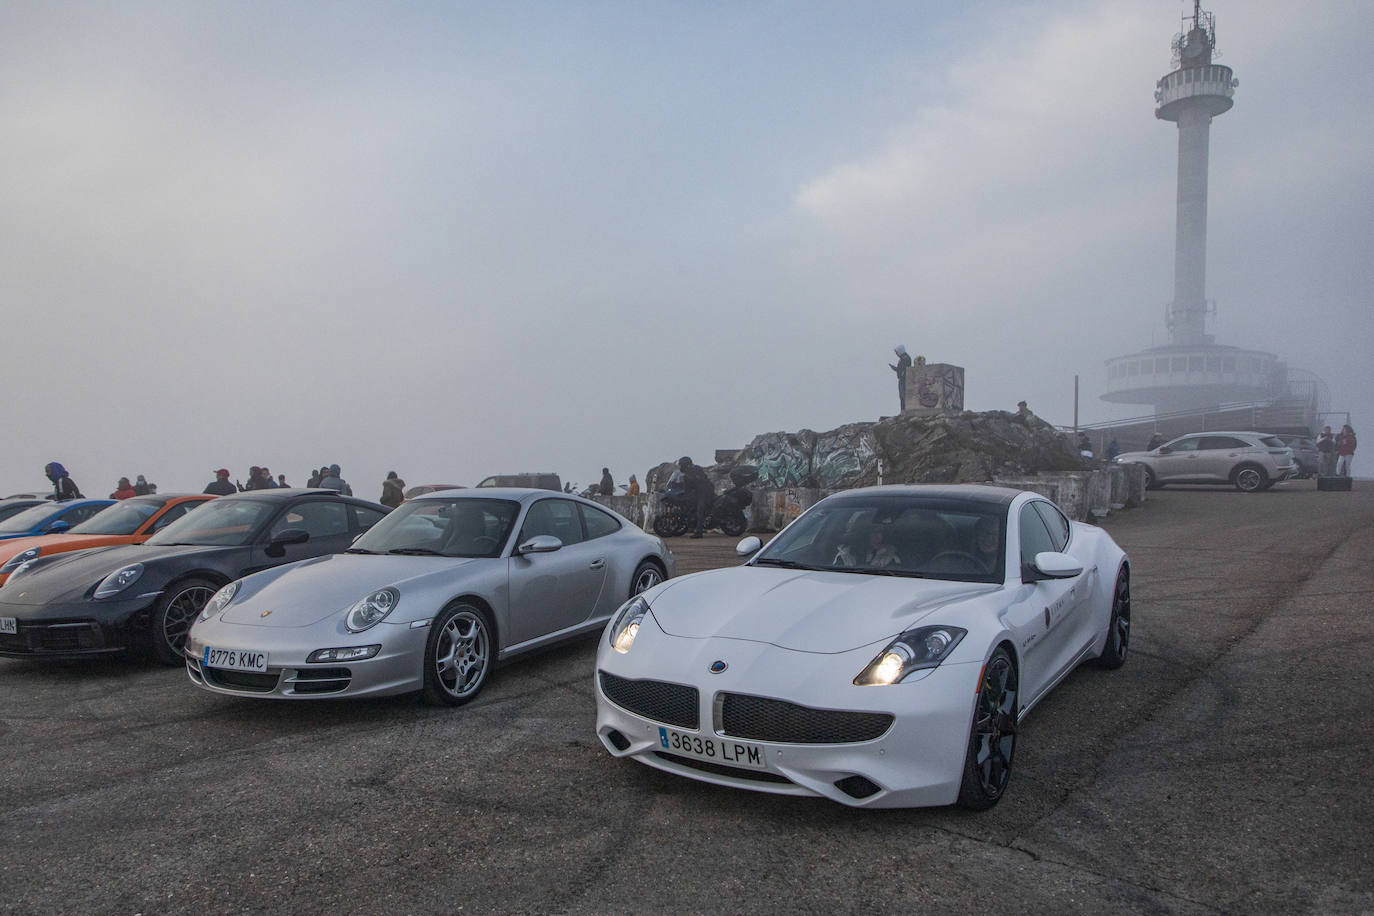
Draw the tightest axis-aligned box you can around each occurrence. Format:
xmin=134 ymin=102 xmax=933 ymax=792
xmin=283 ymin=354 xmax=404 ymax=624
xmin=345 ymin=547 xmax=377 ymax=554
xmin=753 ymin=558 xmax=813 ymax=570
xmin=387 ymin=547 xmax=444 ymax=556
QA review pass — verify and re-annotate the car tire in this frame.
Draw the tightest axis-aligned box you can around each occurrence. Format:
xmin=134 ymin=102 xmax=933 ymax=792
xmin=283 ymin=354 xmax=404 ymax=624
xmin=1094 ymin=566 xmax=1130 ymax=669
xmin=1232 ymin=464 xmax=1266 ymax=493
xmin=956 ymin=645 xmax=1018 ymax=811
xmin=630 ymin=560 xmax=664 ymax=597
xmin=718 ymin=514 xmax=747 ymax=537
xmin=422 ymin=602 xmax=493 ymax=707
xmin=1143 ymin=467 xmax=1162 ymax=490
xmin=151 ymin=577 xmax=218 ymax=666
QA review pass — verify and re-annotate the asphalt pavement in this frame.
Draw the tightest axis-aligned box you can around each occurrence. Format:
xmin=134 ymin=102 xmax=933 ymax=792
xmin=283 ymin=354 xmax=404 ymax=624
xmin=1 ymin=480 xmax=1370 ymax=914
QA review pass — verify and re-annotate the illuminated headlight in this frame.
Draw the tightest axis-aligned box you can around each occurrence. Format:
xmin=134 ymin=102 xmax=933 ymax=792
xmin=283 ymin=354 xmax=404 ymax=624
xmin=94 ymin=563 xmax=145 ymax=599
xmin=307 ymin=645 xmax=381 ymax=663
xmin=854 ymin=626 xmax=967 ymax=686
xmin=199 ymin=581 xmax=240 ymax=622
xmin=1 ymin=548 xmax=41 ymax=574
xmin=608 ymin=595 xmax=649 ymax=654
xmin=345 ymin=588 xmax=399 ymax=633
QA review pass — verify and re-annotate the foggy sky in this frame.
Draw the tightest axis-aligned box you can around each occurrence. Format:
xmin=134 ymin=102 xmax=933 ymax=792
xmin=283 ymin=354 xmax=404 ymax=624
xmin=2 ymin=0 xmax=1370 ymax=499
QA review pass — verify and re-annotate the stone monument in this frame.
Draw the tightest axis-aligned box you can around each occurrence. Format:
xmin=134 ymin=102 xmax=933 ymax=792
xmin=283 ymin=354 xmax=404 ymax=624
xmin=903 ymin=362 xmax=965 ymax=416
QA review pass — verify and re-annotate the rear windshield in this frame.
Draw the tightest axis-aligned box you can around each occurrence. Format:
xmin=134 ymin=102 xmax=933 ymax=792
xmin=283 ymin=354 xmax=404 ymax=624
xmin=1259 ymin=436 xmax=1287 ymax=448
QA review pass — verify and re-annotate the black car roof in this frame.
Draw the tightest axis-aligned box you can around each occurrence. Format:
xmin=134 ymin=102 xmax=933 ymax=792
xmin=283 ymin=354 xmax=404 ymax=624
xmin=211 ymin=488 xmax=389 ymax=510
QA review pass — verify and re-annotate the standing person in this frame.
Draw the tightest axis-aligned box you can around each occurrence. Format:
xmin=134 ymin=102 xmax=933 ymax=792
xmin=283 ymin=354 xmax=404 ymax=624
xmin=43 ymin=462 xmax=82 ymax=500
xmin=1106 ymin=438 xmax=1120 ymax=462
xmin=599 ymin=467 xmax=614 ymax=496
xmin=677 ymin=457 xmax=714 ymax=539
xmin=318 ymin=464 xmax=352 ymax=495
xmin=306 ymin=468 xmax=322 ymax=488
xmin=1077 ymin=433 xmax=1093 ymax=459
xmin=1316 ymin=426 xmax=1337 ymax=477
xmin=1147 ymin=432 xmax=1165 ymax=451
xmin=133 ymin=474 xmax=156 ymax=495
xmin=260 ymin=467 xmax=277 ymax=488
xmin=889 ymin=345 xmax=913 ymax=412
xmin=626 ymin=474 xmax=640 ymax=496
xmin=204 ymin=468 xmax=237 ymax=496
xmin=110 ymin=477 xmax=136 ymax=500
xmin=277 ymin=474 xmax=289 ymax=488
xmin=380 ymin=471 xmax=406 ymax=509
xmin=1336 ymin=424 xmax=1357 ymax=477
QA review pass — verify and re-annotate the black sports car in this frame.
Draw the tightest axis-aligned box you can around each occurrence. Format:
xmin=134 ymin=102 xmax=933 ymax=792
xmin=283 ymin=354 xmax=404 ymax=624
xmin=0 ymin=489 xmax=389 ymax=663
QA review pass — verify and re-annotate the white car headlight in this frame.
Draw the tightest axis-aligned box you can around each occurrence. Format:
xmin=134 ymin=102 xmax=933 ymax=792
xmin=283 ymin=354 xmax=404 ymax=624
xmin=345 ymin=588 xmax=399 ymax=633
xmin=1 ymin=547 xmax=41 ymax=574
xmin=607 ymin=595 xmax=650 ymax=654
xmin=199 ymin=581 xmax=240 ymax=622
xmin=94 ymin=563 xmax=145 ymax=600
xmin=854 ymin=626 xmax=967 ymax=686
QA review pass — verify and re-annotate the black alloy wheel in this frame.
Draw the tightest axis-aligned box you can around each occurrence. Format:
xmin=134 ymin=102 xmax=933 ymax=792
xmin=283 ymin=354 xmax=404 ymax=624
xmin=1095 ymin=567 xmax=1130 ymax=669
xmin=151 ymin=577 xmax=218 ymax=666
xmin=957 ymin=646 xmax=1019 ymax=810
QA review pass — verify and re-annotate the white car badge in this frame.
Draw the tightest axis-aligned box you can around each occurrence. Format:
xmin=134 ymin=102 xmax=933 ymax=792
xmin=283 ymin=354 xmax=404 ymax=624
xmin=709 ymin=660 xmax=727 ymax=674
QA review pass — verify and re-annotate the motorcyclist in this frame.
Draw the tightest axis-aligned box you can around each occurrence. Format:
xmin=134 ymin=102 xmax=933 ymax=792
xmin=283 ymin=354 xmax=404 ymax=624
xmin=677 ymin=457 xmax=714 ymax=539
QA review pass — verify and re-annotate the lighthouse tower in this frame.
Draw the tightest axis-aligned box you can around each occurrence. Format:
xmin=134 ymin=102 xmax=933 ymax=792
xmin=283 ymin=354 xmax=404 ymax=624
xmin=1101 ymin=3 xmax=1285 ymax=414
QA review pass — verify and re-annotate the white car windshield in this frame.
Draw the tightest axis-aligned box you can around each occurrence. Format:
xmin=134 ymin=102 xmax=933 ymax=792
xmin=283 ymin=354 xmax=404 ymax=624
xmin=351 ymin=498 xmax=520 ymax=558
xmin=754 ymin=497 xmax=1006 ymax=582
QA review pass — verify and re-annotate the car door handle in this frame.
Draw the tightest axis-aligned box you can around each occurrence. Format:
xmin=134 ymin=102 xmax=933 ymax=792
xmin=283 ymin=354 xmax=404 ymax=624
xmin=589 ymin=558 xmax=606 ymax=570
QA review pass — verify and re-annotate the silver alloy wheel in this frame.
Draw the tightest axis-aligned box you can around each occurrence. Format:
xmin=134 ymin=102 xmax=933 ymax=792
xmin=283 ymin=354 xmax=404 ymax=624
xmin=162 ymin=584 xmax=215 ymax=655
xmin=632 ymin=563 xmax=662 ymax=595
xmin=434 ymin=608 xmax=490 ymax=699
xmin=1234 ymin=466 xmax=1264 ymax=492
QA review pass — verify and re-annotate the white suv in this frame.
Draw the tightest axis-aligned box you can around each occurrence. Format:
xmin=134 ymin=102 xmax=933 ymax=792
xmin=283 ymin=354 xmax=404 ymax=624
xmin=1114 ymin=432 xmax=1295 ymax=492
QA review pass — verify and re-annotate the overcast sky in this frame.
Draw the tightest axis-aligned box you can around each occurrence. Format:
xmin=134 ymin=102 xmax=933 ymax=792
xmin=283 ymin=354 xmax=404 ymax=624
xmin=2 ymin=0 xmax=1369 ymax=498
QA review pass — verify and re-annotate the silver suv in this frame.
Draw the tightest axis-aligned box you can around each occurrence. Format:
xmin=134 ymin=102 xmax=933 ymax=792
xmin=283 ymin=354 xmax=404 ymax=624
xmin=1114 ymin=431 xmax=1295 ymax=492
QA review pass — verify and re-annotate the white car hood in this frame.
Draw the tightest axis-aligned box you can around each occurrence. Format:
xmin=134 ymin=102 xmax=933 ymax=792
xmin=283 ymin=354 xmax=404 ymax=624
xmin=648 ymin=566 xmax=999 ymax=654
xmin=219 ymin=553 xmax=482 ymax=628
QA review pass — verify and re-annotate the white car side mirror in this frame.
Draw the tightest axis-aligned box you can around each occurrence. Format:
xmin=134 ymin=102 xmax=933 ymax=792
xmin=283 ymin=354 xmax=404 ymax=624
xmin=735 ymin=536 xmax=762 ymax=557
xmin=1028 ymin=551 xmax=1083 ymax=580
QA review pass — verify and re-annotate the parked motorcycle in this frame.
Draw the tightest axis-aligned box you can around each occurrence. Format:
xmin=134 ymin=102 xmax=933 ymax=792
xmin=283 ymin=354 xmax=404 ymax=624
xmin=652 ymin=466 xmax=756 ymax=538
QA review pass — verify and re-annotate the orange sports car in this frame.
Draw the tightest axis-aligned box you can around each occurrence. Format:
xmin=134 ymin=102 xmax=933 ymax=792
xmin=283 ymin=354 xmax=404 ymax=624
xmin=0 ymin=494 xmax=215 ymax=585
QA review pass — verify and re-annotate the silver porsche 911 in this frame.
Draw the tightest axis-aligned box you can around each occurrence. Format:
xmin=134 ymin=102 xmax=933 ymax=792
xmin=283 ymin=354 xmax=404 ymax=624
xmin=185 ymin=489 xmax=674 ymax=706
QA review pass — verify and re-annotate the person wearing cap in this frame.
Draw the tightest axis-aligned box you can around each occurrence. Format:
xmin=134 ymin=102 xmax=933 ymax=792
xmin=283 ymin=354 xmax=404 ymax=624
xmin=204 ymin=469 xmax=237 ymax=496
xmin=889 ymin=345 xmax=913 ymax=412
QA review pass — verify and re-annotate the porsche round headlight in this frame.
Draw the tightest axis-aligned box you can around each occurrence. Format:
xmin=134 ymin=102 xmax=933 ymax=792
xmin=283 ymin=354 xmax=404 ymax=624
xmin=94 ymin=563 xmax=145 ymax=599
xmin=0 ymin=547 xmax=41 ymax=574
xmin=855 ymin=626 xmax=967 ymax=686
xmin=199 ymin=581 xmax=240 ymax=622
xmin=608 ymin=595 xmax=649 ymax=654
xmin=345 ymin=588 xmax=399 ymax=633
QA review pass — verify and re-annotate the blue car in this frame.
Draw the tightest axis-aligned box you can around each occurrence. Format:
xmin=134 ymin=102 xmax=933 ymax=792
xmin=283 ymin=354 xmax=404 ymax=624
xmin=0 ymin=500 xmax=114 ymax=541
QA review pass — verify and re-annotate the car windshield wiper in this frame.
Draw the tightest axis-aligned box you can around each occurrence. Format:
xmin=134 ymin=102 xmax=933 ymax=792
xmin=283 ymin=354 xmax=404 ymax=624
xmin=387 ymin=547 xmax=444 ymax=556
xmin=753 ymin=558 xmax=814 ymax=570
xmin=828 ymin=565 xmax=905 ymax=576
xmin=345 ymin=547 xmax=377 ymax=554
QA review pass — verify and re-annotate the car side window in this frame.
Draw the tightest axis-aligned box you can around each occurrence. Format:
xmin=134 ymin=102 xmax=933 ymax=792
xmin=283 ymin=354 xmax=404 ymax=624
xmin=1165 ymin=437 xmax=1200 ymax=452
xmin=580 ymin=504 xmax=621 ymax=540
xmin=270 ymin=501 xmax=349 ymax=539
xmin=62 ymin=504 xmax=106 ymax=526
xmin=1031 ymin=501 xmax=1071 ymax=551
xmin=150 ymin=502 xmax=194 ymax=532
xmin=352 ymin=505 xmax=387 ymax=533
xmin=1198 ymin=436 xmax=1248 ymax=450
xmin=520 ymin=499 xmax=585 ymax=547
xmin=1019 ymin=504 xmax=1057 ymax=574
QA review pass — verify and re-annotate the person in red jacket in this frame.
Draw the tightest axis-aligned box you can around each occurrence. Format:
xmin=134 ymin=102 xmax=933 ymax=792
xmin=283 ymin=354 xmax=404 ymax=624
xmin=110 ymin=477 xmax=136 ymax=499
xmin=1336 ymin=424 xmax=1357 ymax=477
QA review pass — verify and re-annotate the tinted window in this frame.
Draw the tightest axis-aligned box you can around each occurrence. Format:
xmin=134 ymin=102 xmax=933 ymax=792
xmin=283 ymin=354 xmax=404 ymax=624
xmin=1163 ymin=437 xmax=1200 ymax=453
xmin=69 ymin=499 xmax=159 ymax=535
xmin=58 ymin=504 xmax=109 ymax=527
xmin=520 ymin=499 xmax=584 ymax=546
xmin=149 ymin=501 xmax=197 ymax=532
xmin=271 ymin=501 xmax=349 ymax=539
xmin=1019 ymin=504 xmax=1057 ymax=573
xmin=353 ymin=506 xmax=387 ymax=533
xmin=0 ymin=504 xmax=68 ymax=533
xmin=1198 ymin=436 xmax=1248 ymax=450
xmin=581 ymin=504 xmax=621 ymax=540
xmin=1259 ymin=436 xmax=1287 ymax=448
xmin=1031 ymin=501 xmax=1071 ymax=551
xmin=146 ymin=498 xmax=277 ymax=547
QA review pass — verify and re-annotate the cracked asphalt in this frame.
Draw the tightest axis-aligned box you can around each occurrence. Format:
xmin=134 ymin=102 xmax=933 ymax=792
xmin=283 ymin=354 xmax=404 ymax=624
xmin=1 ymin=482 xmax=1371 ymax=915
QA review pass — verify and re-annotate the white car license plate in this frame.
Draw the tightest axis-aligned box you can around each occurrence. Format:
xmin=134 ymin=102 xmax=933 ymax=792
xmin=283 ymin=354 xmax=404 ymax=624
xmin=202 ymin=647 xmax=268 ymax=672
xmin=658 ymin=727 xmax=766 ymax=769
xmin=0 ymin=617 xmax=16 ymax=635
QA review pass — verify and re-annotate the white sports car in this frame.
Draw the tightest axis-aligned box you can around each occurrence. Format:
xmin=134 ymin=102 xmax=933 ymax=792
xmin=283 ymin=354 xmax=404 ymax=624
xmin=594 ymin=485 xmax=1129 ymax=809
xmin=186 ymin=489 xmax=674 ymax=705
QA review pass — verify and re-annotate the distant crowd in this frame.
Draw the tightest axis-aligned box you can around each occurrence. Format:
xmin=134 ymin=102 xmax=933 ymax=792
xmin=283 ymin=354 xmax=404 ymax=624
xmin=37 ymin=462 xmax=409 ymax=510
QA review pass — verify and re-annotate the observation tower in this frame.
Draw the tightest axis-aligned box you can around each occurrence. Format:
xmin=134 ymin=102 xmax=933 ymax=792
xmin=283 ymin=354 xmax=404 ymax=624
xmin=1102 ymin=3 xmax=1286 ymax=413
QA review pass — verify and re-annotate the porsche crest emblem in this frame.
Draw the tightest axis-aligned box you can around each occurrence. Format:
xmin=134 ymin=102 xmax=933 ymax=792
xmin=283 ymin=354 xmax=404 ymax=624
xmin=260 ymin=609 xmax=273 ymax=618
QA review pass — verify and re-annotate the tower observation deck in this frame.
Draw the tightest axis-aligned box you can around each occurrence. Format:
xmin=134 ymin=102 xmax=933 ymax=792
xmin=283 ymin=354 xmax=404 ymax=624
xmin=1101 ymin=3 xmax=1288 ymax=414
